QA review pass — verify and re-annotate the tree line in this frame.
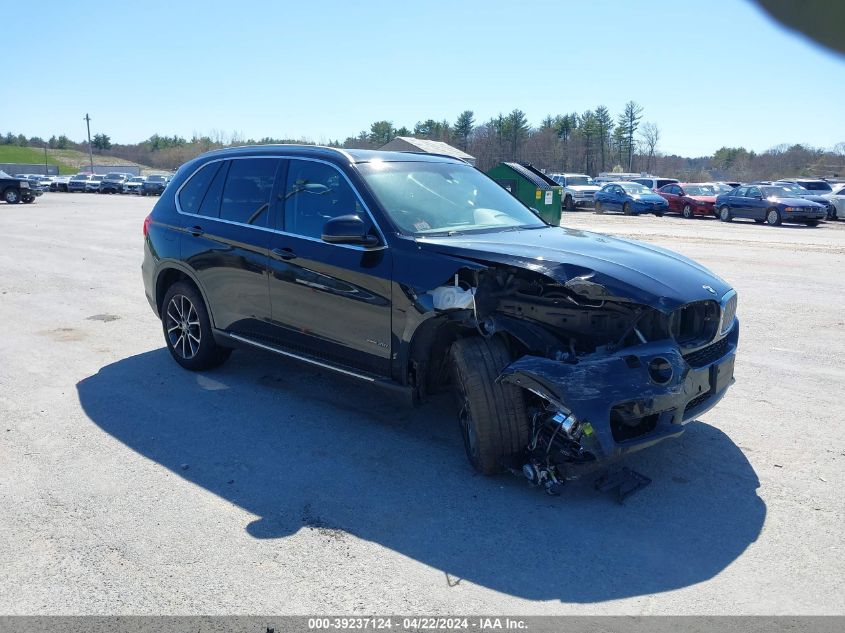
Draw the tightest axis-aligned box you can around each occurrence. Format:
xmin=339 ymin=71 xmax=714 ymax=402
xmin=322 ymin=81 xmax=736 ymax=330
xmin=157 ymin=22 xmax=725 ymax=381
xmin=4 ymin=105 xmax=844 ymax=180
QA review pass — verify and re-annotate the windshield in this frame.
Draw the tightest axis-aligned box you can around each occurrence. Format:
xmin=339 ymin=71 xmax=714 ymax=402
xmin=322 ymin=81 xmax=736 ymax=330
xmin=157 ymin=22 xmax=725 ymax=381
xmin=148 ymin=175 xmax=165 ymax=182
xmin=567 ymin=175 xmax=594 ymax=186
xmin=0 ymin=170 xmax=11 ymax=178
xmin=761 ymin=186 xmax=794 ymax=198
xmin=620 ymin=183 xmax=653 ymax=195
xmin=90 ymin=175 xmax=104 ymax=181
xmin=71 ymin=174 xmax=87 ymax=180
xmin=131 ymin=177 xmax=144 ymax=182
xmin=776 ymin=184 xmax=810 ymax=195
xmin=357 ymin=161 xmax=546 ymax=236
xmin=685 ymin=185 xmax=716 ymax=196
xmin=800 ymin=181 xmax=832 ymax=192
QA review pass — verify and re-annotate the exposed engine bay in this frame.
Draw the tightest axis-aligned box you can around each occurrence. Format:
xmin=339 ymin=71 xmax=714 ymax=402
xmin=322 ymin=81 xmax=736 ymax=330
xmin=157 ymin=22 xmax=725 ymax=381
xmin=418 ymin=263 xmax=739 ymax=494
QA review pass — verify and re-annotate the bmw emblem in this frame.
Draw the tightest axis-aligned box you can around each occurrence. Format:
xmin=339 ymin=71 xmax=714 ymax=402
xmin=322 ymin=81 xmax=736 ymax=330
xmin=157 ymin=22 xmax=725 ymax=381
xmin=702 ymin=285 xmax=717 ymax=295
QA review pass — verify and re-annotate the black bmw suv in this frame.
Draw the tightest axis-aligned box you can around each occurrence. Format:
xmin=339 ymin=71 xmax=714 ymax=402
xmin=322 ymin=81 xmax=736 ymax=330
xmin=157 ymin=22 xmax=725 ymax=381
xmin=143 ymin=145 xmax=739 ymax=484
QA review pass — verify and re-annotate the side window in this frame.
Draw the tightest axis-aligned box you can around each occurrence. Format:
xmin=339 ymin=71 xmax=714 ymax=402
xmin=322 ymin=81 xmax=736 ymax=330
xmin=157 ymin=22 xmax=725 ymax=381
xmin=735 ymin=187 xmax=748 ymax=197
xmin=282 ymin=160 xmax=362 ymax=239
xmin=220 ymin=158 xmax=279 ymax=226
xmin=197 ymin=161 xmax=229 ymax=218
xmin=747 ymin=187 xmax=761 ymax=198
xmin=178 ymin=162 xmax=220 ymax=214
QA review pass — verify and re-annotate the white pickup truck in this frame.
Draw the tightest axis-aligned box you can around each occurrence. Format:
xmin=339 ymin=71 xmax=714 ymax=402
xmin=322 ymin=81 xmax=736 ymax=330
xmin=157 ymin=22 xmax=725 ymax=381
xmin=549 ymin=173 xmax=601 ymax=210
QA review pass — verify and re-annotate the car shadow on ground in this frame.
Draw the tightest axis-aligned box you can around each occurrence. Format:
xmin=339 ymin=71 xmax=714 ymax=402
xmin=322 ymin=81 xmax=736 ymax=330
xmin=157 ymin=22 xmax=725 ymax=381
xmin=77 ymin=348 xmax=765 ymax=603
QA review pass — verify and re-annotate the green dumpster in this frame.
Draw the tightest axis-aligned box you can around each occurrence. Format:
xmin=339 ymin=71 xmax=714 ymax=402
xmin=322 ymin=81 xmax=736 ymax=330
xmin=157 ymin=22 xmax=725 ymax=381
xmin=487 ymin=162 xmax=562 ymax=225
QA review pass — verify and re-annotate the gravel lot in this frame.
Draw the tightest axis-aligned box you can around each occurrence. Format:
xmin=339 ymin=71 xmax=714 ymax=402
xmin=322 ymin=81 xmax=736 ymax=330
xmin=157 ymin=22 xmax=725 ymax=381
xmin=1 ymin=193 xmax=843 ymax=614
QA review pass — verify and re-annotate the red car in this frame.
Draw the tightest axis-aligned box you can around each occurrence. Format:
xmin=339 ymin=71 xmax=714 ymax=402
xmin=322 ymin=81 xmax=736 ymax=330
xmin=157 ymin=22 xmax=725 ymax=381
xmin=657 ymin=183 xmax=720 ymax=218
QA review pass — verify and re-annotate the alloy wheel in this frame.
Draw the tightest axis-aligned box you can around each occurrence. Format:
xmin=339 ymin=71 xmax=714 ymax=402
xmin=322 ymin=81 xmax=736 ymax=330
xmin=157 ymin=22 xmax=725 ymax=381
xmin=165 ymin=294 xmax=201 ymax=359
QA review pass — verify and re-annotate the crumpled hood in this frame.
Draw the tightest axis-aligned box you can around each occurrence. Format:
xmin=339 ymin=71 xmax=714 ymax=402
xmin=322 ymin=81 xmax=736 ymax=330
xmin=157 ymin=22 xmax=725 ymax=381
xmin=416 ymin=227 xmax=732 ymax=312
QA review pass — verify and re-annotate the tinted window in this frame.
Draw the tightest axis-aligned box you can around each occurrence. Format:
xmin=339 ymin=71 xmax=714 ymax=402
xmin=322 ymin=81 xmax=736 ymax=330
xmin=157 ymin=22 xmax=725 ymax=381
xmin=198 ymin=161 xmax=228 ymax=218
xmin=178 ymin=162 xmax=220 ymax=215
xmin=283 ymin=160 xmax=362 ymax=238
xmin=735 ymin=187 xmax=748 ymax=197
xmin=802 ymin=181 xmax=832 ymax=192
xmin=632 ymin=178 xmax=651 ymax=187
xmin=747 ymin=187 xmax=761 ymax=198
xmin=656 ymin=179 xmax=677 ymax=189
xmin=220 ymin=158 xmax=279 ymax=226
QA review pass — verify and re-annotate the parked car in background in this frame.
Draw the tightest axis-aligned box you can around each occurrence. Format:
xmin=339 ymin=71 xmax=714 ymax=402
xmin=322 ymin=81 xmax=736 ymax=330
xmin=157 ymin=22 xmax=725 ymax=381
xmin=822 ymin=183 xmax=845 ymax=219
xmin=85 ymin=174 xmax=105 ymax=192
xmin=709 ymin=182 xmax=737 ymax=195
xmin=67 ymin=174 xmax=89 ymax=192
xmin=778 ymin=178 xmax=833 ymax=196
xmin=715 ymin=184 xmax=826 ymax=226
xmin=50 ymin=175 xmax=71 ymax=192
xmin=772 ymin=181 xmax=837 ymax=219
xmin=99 ymin=173 xmax=132 ymax=194
xmin=549 ymin=173 xmax=600 ymax=210
xmin=631 ymin=176 xmax=679 ymax=191
xmin=141 ymin=174 xmax=168 ymax=196
xmin=594 ymin=181 xmax=669 ymax=215
xmin=1 ymin=170 xmax=38 ymax=203
xmin=15 ymin=175 xmax=48 ymax=194
xmin=657 ymin=183 xmax=719 ymax=218
xmin=123 ymin=176 xmax=146 ymax=194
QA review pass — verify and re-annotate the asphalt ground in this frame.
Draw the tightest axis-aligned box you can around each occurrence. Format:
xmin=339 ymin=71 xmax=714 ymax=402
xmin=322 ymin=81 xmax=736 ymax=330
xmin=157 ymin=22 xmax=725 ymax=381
xmin=0 ymin=193 xmax=843 ymax=614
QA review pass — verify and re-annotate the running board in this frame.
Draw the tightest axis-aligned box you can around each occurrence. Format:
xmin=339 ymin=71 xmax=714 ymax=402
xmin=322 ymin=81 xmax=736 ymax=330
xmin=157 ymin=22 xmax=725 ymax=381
xmin=222 ymin=331 xmax=412 ymax=398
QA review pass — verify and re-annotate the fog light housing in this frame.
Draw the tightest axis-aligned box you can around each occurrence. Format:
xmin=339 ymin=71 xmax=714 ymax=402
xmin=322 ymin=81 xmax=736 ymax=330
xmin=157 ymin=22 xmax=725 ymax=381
xmin=648 ymin=357 xmax=673 ymax=384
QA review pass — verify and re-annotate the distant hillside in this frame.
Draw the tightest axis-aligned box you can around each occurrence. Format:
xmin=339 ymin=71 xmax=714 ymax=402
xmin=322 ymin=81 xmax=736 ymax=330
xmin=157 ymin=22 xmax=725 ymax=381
xmin=0 ymin=146 xmax=153 ymax=175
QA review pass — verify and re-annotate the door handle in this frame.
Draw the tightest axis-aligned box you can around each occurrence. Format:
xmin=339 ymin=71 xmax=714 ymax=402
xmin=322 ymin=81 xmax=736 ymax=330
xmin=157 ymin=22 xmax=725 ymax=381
xmin=272 ymin=247 xmax=297 ymax=261
xmin=189 ymin=225 xmax=203 ymax=237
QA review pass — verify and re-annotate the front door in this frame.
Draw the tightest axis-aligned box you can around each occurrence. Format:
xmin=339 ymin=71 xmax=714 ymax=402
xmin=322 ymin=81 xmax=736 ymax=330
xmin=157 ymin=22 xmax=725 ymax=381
xmin=267 ymin=158 xmax=392 ymax=377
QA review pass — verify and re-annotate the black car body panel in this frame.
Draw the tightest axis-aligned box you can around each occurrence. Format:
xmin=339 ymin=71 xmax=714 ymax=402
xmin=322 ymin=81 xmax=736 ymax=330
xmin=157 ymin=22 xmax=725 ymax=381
xmin=143 ymin=145 xmax=739 ymax=478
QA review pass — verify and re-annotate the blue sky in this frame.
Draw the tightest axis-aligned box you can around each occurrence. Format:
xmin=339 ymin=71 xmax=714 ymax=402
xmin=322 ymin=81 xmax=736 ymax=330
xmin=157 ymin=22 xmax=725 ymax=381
xmin=3 ymin=0 xmax=843 ymax=156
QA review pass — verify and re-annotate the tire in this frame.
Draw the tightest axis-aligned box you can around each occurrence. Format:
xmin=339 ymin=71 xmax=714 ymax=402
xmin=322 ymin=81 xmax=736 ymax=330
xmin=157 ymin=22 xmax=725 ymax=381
xmin=564 ymin=195 xmax=574 ymax=211
xmin=161 ymin=281 xmax=231 ymax=371
xmin=654 ymin=212 xmax=664 ymax=217
xmin=449 ymin=336 xmax=531 ymax=475
xmin=682 ymin=204 xmax=694 ymax=219
xmin=623 ymin=202 xmax=633 ymax=216
xmin=766 ymin=208 xmax=781 ymax=226
xmin=805 ymin=220 xmax=819 ymax=227
xmin=594 ymin=201 xmax=603 ymax=214
xmin=719 ymin=205 xmax=732 ymax=222
xmin=3 ymin=188 xmax=21 ymax=204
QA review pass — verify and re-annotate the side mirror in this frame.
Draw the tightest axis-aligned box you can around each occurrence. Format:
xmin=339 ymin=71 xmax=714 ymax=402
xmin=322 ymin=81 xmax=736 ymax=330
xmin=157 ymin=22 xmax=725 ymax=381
xmin=321 ymin=214 xmax=379 ymax=247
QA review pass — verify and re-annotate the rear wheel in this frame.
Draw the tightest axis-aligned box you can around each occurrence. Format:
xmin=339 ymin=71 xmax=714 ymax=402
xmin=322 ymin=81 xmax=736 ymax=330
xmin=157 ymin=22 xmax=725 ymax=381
xmin=766 ymin=208 xmax=781 ymax=226
xmin=682 ymin=204 xmax=694 ymax=219
xmin=719 ymin=206 xmax=732 ymax=222
xmin=449 ymin=336 xmax=531 ymax=475
xmin=161 ymin=281 xmax=231 ymax=371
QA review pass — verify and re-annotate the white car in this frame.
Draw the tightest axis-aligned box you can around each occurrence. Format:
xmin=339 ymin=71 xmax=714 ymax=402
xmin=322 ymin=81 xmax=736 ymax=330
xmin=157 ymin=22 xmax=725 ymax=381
xmin=123 ymin=176 xmax=146 ymax=194
xmin=823 ymin=183 xmax=845 ymax=220
xmin=631 ymin=176 xmax=680 ymax=191
xmin=85 ymin=174 xmax=104 ymax=192
xmin=549 ymin=173 xmax=601 ymax=210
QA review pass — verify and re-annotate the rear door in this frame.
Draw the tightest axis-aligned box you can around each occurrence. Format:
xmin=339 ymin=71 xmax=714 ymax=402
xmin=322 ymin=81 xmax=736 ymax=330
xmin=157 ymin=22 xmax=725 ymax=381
xmin=179 ymin=157 xmax=279 ymax=335
xmin=266 ymin=158 xmax=393 ymax=377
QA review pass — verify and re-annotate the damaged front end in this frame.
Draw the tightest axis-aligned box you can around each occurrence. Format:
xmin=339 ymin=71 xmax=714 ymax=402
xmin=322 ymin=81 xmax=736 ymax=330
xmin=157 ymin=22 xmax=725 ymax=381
xmin=410 ymin=249 xmax=739 ymax=487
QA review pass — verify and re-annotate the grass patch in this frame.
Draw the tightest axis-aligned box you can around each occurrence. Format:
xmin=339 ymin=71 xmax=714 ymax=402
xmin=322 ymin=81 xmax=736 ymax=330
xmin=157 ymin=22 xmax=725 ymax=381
xmin=0 ymin=145 xmax=78 ymax=174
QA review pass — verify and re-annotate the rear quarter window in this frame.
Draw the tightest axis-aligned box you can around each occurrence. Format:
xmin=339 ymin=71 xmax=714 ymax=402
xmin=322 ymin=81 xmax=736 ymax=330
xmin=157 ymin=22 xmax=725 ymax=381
xmin=178 ymin=162 xmax=221 ymax=214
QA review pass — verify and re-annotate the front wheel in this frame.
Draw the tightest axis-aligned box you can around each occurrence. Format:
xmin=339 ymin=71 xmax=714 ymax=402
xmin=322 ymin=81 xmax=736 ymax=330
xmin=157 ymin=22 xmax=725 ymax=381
xmin=623 ymin=202 xmax=633 ymax=215
xmin=594 ymin=201 xmax=603 ymax=214
xmin=682 ymin=204 xmax=694 ymax=219
xmin=719 ymin=206 xmax=732 ymax=222
xmin=449 ymin=336 xmax=531 ymax=475
xmin=766 ymin=208 xmax=782 ymax=226
xmin=161 ymin=281 xmax=232 ymax=371
xmin=3 ymin=188 xmax=21 ymax=204
xmin=564 ymin=195 xmax=574 ymax=211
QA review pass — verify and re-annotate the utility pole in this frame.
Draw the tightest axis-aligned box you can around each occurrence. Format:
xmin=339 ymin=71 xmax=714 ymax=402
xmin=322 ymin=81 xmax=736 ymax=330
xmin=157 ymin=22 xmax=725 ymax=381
xmin=44 ymin=143 xmax=49 ymax=176
xmin=84 ymin=113 xmax=94 ymax=174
